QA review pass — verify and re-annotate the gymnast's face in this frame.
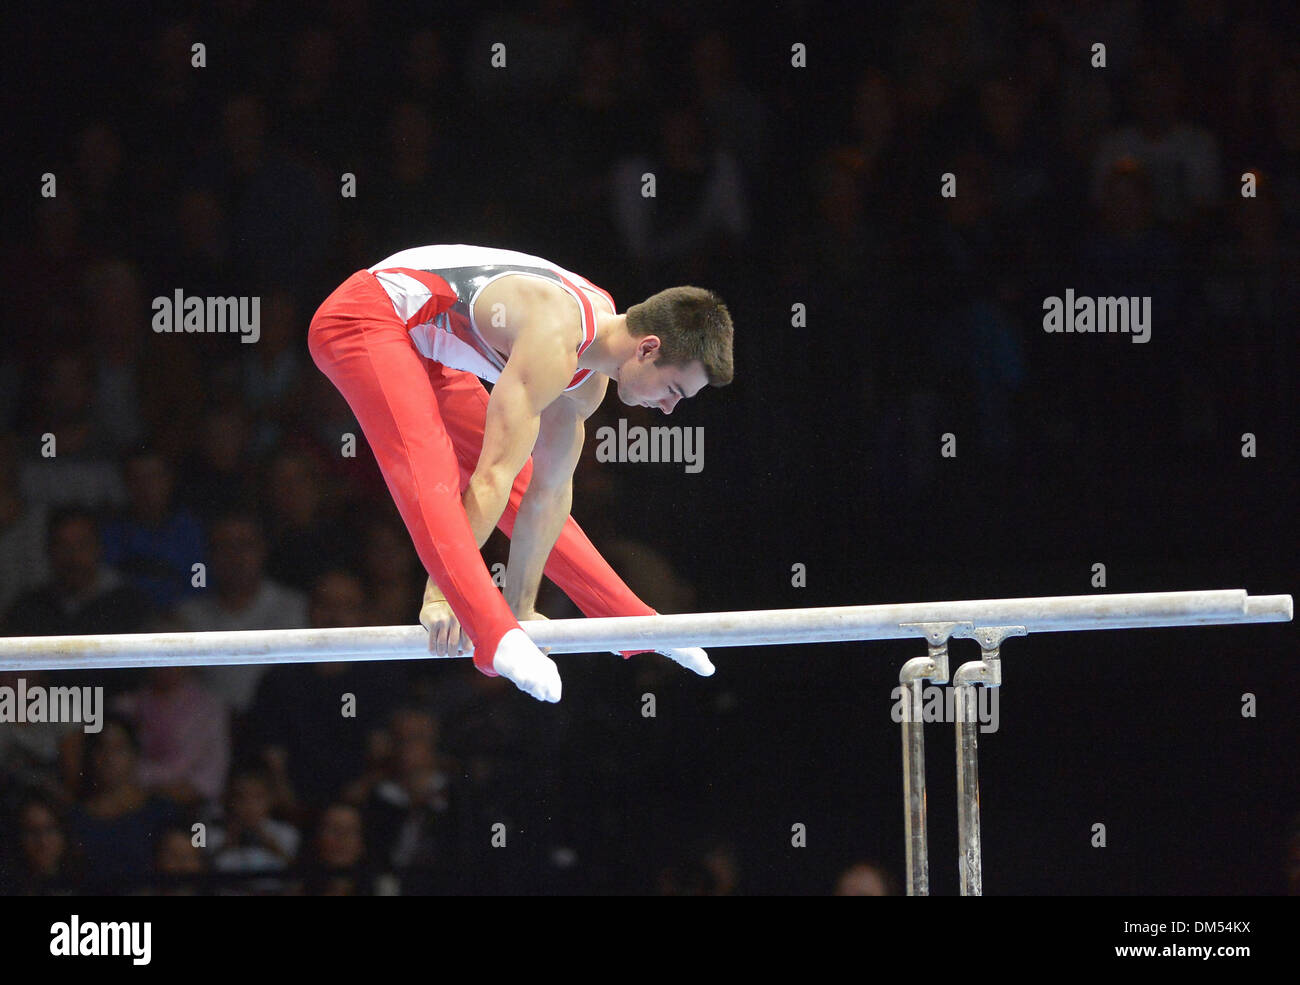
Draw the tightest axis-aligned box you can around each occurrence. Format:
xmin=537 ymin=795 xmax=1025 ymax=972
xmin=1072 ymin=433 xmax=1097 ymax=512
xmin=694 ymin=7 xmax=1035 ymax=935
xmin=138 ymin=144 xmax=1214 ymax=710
xmin=617 ymin=342 xmax=707 ymax=416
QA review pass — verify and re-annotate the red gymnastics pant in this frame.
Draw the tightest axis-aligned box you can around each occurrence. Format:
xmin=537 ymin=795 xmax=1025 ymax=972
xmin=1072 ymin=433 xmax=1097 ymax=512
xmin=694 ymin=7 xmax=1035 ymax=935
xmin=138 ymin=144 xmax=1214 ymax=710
xmin=308 ymin=268 xmax=656 ymax=674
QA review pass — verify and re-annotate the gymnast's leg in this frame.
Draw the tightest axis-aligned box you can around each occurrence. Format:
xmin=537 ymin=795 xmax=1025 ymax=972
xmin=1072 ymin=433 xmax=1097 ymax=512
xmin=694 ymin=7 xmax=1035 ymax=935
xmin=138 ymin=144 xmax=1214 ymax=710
xmin=307 ymin=270 xmax=561 ymax=701
xmin=427 ymin=362 xmax=657 ymax=620
xmin=428 ymin=364 xmax=712 ymax=675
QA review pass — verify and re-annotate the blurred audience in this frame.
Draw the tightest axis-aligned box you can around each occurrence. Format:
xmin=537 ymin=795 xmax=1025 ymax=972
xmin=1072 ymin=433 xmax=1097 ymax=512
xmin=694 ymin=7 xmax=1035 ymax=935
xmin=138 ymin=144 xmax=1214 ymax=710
xmin=113 ymin=662 xmax=230 ymax=808
xmin=174 ymin=511 xmax=308 ymax=714
xmin=208 ymin=769 xmax=300 ymax=892
xmin=834 ymin=861 xmax=898 ymax=896
xmin=1 ymin=2 xmax=1294 ymax=895
xmin=100 ymin=451 xmax=206 ymax=611
xmin=65 ymin=717 xmax=182 ymax=893
xmin=243 ymin=570 xmax=402 ymax=817
xmin=2 ymin=507 xmax=152 ymax=636
xmin=2 ymin=797 xmax=81 ymax=894
xmin=149 ymin=826 xmax=208 ymax=895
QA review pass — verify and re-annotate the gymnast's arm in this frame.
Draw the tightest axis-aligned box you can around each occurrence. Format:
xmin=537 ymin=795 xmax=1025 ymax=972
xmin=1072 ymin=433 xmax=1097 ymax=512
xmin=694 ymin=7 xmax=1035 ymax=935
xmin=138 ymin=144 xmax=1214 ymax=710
xmin=461 ymin=284 xmax=578 ymax=548
xmin=503 ymin=394 xmax=584 ymax=619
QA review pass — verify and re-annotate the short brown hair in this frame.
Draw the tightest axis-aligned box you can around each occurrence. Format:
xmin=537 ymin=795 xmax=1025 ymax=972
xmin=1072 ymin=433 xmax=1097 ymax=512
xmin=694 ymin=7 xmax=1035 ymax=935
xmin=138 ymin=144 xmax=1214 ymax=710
xmin=625 ymin=286 xmax=733 ymax=386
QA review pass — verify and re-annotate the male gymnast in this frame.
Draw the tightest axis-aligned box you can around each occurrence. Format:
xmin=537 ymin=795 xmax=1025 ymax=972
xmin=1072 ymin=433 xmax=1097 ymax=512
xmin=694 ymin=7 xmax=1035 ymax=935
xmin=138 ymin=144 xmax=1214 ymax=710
xmin=308 ymin=244 xmax=734 ymax=702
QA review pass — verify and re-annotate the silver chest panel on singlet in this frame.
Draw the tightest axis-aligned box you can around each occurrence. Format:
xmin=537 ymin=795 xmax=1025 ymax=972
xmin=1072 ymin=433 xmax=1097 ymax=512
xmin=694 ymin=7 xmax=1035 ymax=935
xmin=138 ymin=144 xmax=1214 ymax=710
xmin=369 ymin=245 xmax=608 ymax=389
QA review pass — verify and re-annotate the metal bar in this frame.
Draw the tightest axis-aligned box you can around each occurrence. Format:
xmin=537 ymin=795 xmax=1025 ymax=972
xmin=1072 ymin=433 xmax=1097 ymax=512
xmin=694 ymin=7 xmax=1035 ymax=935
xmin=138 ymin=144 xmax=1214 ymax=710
xmin=0 ymin=590 xmax=1289 ymax=671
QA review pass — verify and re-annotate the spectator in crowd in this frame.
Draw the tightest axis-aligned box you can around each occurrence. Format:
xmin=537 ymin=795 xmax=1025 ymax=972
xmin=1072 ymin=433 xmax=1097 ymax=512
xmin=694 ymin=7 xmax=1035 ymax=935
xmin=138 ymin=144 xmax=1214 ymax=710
xmin=1200 ymin=170 xmax=1298 ymax=442
xmin=654 ymin=843 xmax=741 ymax=896
xmin=153 ymin=187 xmax=233 ymax=306
xmin=244 ymin=570 xmax=403 ymax=817
xmin=114 ymin=662 xmax=230 ymax=808
xmin=262 ymin=449 xmax=347 ymax=593
xmin=5 ymin=198 xmax=87 ymax=368
xmin=299 ymin=801 xmax=383 ymax=896
xmin=3 ymin=798 xmax=82 ymax=894
xmin=277 ymin=26 xmax=344 ymax=163
xmin=0 ymin=432 xmax=50 ymax=616
xmin=149 ymin=826 xmax=208 ymax=895
xmin=173 ymin=405 xmax=260 ymax=526
xmin=65 ymin=717 xmax=181 ymax=894
xmin=174 ymin=511 xmax=309 ymax=714
xmin=368 ymin=102 xmax=454 ymax=252
xmin=1091 ymin=47 xmax=1221 ymax=231
xmin=611 ymin=103 xmax=750 ymax=288
xmin=690 ymin=30 xmax=768 ymax=187
xmin=15 ymin=352 xmax=126 ymax=515
xmin=242 ymin=289 xmax=308 ymax=456
xmin=81 ymin=258 xmax=145 ymax=454
xmin=834 ymin=861 xmax=897 ymax=896
xmin=466 ymin=0 xmax=583 ymax=101
xmin=0 ymin=671 xmax=93 ymax=808
xmin=357 ymin=516 xmax=424 ymax=628
xmin=100 ymin=451 xmax=206 ymax=612
xmin=208 ymin=769 xmax=299 ymax=891
xmin=2 ymin=507 xmax=152 ymax=637
xmin=365 ymin=708 xmax=460 ymax=887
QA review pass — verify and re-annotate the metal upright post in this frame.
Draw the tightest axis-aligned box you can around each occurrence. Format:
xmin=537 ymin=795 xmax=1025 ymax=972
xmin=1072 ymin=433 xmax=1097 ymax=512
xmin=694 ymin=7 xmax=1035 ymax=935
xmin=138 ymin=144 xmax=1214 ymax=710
xmin=900 ymin=666 xmax=930 ymax=896
xmin=897 ymin=622 xmax=961 ymax=896
xmin=953 ymin=667 xmax=985 ymax=896
xmin=951 ymin=625 xmax=1021 ymax=896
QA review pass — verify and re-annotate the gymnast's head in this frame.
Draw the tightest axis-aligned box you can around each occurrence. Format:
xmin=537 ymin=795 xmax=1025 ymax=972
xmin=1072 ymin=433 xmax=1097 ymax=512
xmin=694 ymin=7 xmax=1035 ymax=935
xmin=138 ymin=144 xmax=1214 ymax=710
xmin=616 ymin=286 xmax=733 ymax=415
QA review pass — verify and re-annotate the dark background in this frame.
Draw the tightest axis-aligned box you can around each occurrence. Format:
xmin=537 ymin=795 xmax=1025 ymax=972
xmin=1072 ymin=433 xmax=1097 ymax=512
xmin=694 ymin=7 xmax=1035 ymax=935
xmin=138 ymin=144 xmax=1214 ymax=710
xmin=0 ymin=0 xmax=1295 ymax=895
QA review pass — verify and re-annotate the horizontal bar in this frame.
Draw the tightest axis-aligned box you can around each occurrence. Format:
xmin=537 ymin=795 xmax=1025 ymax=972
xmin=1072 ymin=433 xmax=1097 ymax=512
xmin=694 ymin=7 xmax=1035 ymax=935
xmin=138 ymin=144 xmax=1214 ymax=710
xmin=0 ymin=590 xmax=1289 ymax=672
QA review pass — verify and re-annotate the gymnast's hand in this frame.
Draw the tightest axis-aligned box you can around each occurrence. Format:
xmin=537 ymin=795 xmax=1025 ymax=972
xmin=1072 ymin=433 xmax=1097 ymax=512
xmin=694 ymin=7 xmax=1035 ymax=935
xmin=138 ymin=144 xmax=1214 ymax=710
xmin=419 ymin=592 xmax=472 ymax=657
